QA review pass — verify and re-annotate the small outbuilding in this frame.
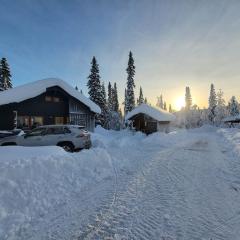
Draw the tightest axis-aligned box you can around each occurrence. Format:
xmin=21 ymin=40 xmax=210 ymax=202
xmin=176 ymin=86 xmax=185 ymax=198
xmin=125 ymin=103 xmax=175 ymax=134
xmin=223 ymin=114 xmax=240 ymax=127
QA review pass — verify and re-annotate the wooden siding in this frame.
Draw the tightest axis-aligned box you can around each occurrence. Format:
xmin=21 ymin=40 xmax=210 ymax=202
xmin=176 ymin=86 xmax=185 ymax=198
xmin=130 ymin=113 xmax=170 ymax=134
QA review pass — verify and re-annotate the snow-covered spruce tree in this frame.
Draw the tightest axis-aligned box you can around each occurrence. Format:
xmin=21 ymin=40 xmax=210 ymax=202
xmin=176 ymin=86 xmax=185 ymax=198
xmin=163 ymin=102 xmax=167 ymax=110
xmin=95 ymin=82 xmax=108 ymax=128
xmin=107 ymin=82 xmax=113 ymax=111
xmin=124 ymin=88 xmax=127 ymax=115
xmin=112 ymin=82 xmax=119 ymax=112
xmin=185 ymin=86 xmax=192 ymax=111
xmin=208 ymin=83 xmax=217 ymax=123
xmin=144 ymin=97 xmax=148 ymax=104
xmin=137 ymin=86 xmax=144 ymax=105
xmin=125 ymin=51 xmax=136 ymax=114
xmin=215 ymin=89 xmax=227 ymax=126
xmin=169 ymin=104 xmax=172 ymax=113
xmin=156 ymin=95 xmax=164 ymax=109
xmin=87 ymin=57 xmax=102 ymax=107
xmin=106 ymin=82 xmax=122 ymax=130
xmin=0 ymin=57 xmax=12 ymax=91
xmin=100 ymin=82 xmax=107 ymax=110
xmin=75 ymin=86 xmax=78 ymax=91
xmin=228 ymin=96 xmax=239 ymax=116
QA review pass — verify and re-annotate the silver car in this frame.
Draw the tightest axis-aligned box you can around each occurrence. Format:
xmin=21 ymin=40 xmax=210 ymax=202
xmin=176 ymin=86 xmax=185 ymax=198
xmin=0 ymin=125 xmax=91 ymax=152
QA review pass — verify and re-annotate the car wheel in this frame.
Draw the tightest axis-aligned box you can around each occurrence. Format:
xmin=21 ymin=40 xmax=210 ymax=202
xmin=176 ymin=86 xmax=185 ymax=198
xmin=58 ymin=142 xmax=74 ymax=152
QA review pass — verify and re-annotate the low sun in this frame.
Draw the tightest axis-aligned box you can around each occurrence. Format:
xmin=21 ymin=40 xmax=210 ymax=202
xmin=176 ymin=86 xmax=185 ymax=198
xmin=174 ymin=96 xmax=185 ymax=111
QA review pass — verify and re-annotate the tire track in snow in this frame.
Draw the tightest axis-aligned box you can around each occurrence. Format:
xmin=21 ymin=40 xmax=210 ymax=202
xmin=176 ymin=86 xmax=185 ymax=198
xmin=76 ymin=154 xmax=119 ymax=240
xmin=76 ymin=135 xmax=240 ymax=240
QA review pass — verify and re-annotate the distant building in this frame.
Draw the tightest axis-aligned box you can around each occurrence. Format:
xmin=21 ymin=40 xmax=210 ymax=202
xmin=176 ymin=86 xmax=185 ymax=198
xmin=223 ymin=114 xmax=240 ymax=127
xmin=0 ymin=78 xmax=101 ymax=131
xmin=125 ymin=103 xmax=175 ymax=134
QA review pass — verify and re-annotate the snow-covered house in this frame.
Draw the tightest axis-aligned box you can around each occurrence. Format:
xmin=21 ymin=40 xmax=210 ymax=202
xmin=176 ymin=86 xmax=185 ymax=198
xmin=125 ymin=103 xmax=175 ymax=134
xmin=223 ymin=114 xmax=240 ymax=126
xmin=0 ymin=78 xmax=101 ymax=131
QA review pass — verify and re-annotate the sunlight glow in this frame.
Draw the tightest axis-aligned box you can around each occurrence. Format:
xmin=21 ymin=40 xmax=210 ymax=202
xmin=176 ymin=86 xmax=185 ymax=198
xmin=174 ymin=96 xmax=185 ymax=111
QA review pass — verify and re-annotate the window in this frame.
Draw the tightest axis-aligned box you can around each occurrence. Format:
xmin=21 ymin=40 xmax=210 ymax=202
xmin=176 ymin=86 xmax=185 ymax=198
xmin=45 ymin=96 xmax=52 ymax=102
xmin=46 ymin=127 xmax=64 ymax=135
xmin=27 ymin=127 xmax=46 ymax=137
xmin=53 ymin=97 xmax=60 ymax=102
xmin=55 ymin=117 xmax=65 ymax=124
xmin=69 ymin=113 xmax=87 ymax=126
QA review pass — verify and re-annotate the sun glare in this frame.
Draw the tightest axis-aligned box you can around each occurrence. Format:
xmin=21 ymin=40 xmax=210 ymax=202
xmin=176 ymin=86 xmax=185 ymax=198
xmin=174 ymin=96 xmax=185 ymax=110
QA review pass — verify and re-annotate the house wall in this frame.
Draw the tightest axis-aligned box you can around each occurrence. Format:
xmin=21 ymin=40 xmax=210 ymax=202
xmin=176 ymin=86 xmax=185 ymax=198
xmin=130 ymin=113 xmax=171 ymax=134
xmin=157 ymin=122 xmax=170 ymax=133
xmin=0 ymin=104 xmax=15 ymax=130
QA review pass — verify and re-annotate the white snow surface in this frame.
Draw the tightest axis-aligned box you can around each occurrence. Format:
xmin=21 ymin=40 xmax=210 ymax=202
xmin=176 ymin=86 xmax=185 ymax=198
xmin=125 ymin=103 xmax=175 ymax=122
xmin=0 ymin=78 xmax=101 ymax=114
xmin=0 ymin=126 xmax=240 ymax=239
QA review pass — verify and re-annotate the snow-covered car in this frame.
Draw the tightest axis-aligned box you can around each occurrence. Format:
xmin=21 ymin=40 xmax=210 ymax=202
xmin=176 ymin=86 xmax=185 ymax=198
xmin=0 ymin=125 xmax=91 ymax=152
xmin=0 ymin=129 xmax=24 ymax=139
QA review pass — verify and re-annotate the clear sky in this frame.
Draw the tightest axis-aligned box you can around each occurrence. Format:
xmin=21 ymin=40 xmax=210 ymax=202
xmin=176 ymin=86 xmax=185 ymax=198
xmin=0 ymin=0 xmax=240 ymax=110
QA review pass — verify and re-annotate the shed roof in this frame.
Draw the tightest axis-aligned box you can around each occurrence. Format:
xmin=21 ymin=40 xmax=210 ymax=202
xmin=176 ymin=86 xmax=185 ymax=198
xmin=0 ymin=78 xmax=101 ymax=114
xmin=223 ymin=114 xmax=240 ymax=123
xmin=125 ymin=103 xmax=175 ymax=122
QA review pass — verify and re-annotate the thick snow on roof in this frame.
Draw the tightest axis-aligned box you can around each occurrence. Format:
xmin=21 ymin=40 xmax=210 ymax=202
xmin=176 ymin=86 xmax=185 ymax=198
xmin=125 ymin=103 xmax=175 ymax=122
xmin=0 ymin=78 xmax=101 ymax=114
xmin=223 ymin=114 xmax=240 ymax=122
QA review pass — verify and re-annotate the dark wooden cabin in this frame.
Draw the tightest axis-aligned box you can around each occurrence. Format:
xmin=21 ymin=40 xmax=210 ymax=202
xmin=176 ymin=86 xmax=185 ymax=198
xmin=125 ymin=104 xmax=175 ymax=134
xmin=0 ymin=78 xmax=101 ymax=132
xmin=223 ymin=114 xmax=240 ymax=127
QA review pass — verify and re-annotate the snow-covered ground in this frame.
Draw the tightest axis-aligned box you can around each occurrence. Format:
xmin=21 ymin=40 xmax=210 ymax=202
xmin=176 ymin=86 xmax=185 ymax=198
xmin=0 ymin=126 xmax=240 ymax=239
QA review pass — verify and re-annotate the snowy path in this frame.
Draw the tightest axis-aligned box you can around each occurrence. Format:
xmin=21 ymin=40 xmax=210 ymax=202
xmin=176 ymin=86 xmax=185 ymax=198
xmin=1 ymin=127 xmax=240 ymax=240
xmin=75 ymin=131 xmax=240 ymax=240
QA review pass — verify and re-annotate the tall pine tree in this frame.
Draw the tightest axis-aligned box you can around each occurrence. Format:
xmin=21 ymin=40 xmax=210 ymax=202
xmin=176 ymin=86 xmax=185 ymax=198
xmin=185 ymin=86 xmax=192 ymax=110
xmin=108 ymin=82 xmax=112 ymax=111
xmin=87 ymin=57 xmax=102 ymax=108
xmin=0 ymin=57 xmax=12 ymax=91
xmin=137 ymin=86 xmax=144 ymax=105
xmin=215 ymin=89 xmax=227 ymax=125
xmin=100 ymin=82 xmax=107 ymax=110
xmin=228 ymin=96 xmax=239 ymax=116
xmin=163 ymin=102 xmax=167 ymax=110
xmin=208 ymin=83 xmax=217 ymax=122
xmin=112 ymin=82 xmax=119 ymax=112
xmin=125 ymin=51 xmax=136 ymax=114
xmin=156 ymin=95 xmax=164 ymax=109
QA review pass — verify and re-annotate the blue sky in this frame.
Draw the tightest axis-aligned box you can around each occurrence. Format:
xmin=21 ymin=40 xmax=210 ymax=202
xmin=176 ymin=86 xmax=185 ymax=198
xmin=0 ymin=0 xmax=240 ymax=109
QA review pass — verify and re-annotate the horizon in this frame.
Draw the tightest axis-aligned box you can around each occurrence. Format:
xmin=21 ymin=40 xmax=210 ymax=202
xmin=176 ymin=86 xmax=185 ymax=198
xmin=1 ymin=0 xmax=240 ymax=110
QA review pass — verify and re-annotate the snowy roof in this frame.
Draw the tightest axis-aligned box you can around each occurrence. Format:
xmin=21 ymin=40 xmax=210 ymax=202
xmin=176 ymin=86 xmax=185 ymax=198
xmin=223 ymin=114 xmax=240 ymax=122
xmin=125 ymin=103 xmax=175 ymax=122
xmin=0 ymin=78 xmax=101 ymax=114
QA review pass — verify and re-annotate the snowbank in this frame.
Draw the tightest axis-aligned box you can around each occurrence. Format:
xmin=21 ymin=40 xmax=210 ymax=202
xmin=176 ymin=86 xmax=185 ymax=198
xmin=0 ymin=145 xmax=113 ymax=239
xmin=1 ymin=125 xmax=238 ymax=239
xmin=217 ymin=128 xmax=240 ymax=155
